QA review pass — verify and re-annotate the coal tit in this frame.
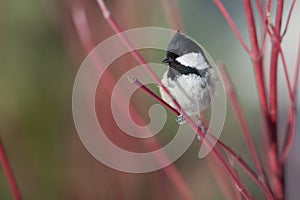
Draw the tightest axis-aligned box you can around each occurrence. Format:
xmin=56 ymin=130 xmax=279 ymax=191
xmin=160 ymin=32 xmax=217 ymax=125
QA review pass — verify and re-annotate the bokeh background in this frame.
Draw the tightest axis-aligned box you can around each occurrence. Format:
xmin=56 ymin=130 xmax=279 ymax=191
xmin=0 ymin=0 xmax=299 ymax=199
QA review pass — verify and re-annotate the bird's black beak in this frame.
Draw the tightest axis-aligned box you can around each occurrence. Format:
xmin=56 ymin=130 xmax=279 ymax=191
xmin=162 ymin=57 xmax=172 ymax=63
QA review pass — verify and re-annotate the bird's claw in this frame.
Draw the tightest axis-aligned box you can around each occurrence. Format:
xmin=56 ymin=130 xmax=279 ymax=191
xmin=197 ymin=120 xmax=207 ymax=141
xmin=176 ymin=114 xmax=186 ymax=125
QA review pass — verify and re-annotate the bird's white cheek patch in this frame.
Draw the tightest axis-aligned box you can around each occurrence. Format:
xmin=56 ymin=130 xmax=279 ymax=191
xmin=176 ymin=52 xmax=209 ymax=70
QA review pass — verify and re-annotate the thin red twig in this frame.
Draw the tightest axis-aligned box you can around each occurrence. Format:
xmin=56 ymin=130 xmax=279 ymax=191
xmin=243 ymin=0 xmax=271 ymax=144
xmin=219 ymin=65 xmax=264 ymax=178
xmin=228 ymin=156 xmax=244 ymax=200
xmin=262 ymin=1 xmax=288 ymax=198
xmin=267 ymin=0 xmax=273 ymax=14
xmin=96 ymin=0 xmax=183 ymax=116
xmin=293 ymin=35 xmax=300 ymax=95
xmin=260 ymin=25 xmax=269 ymax=54
xmin=280 ymin=0 xmax=297 ymax=39
xmin=279 ymin=103 xmax=295 ymax=166
xmin=255 ymin=0 xmax=265 ymax=25
xmin=242 ymin=0 xmax=270 ymax=122
xmin=133 ymin=78 xmax=274 ymax=199
xmin=268 ymin=24 xmax=294 ymax=104
xmin=213 ymin=0 xmax=251 ymax=55
xmin=207 ymin=153 xmax=237 ymax=200
xmin=129 ymin=77 xmax=180 ymax=116
xmin=0 ymin=139 xmax=22 ymax=200
xmin=269 ymin=0 xmax=283 ymax=124
xmin=280 ymin=35 xmax=300 ymax=165
xmin=189 ymin=126 xmax=254 ymax=200
xmin=71 ymin=5 xmax=197 ymax=200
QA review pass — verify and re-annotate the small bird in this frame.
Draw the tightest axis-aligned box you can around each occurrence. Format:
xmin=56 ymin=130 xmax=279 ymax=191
xmin=159 ymin=32 xmax=217 ymax=125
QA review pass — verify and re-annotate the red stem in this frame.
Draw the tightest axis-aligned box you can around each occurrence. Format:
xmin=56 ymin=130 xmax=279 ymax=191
xmin=129 ymin=77 xmax=180 ymax=116
xmin=280 ymin=35 xmax=300 ymax=165
xmin=267 ymin=25 xmax=294 ymax=102
xmin=279 ymin=103 xmax=295 ymax=165
xmin=228 ymin=156 xmax=243 ymax=200
xmin=213 ymin=0 xmax=251 ymax=55
xmin=243 ymin=0 xmax=272 ymax=155
xmin=244 ymin=0 xmax=284 ymax=198
xmin=134 ymin=78 xmax=274 ymax=199
xmin=219 ymin=65 xmax=264 ymax=178
xmin=196 ymin=134 xmax=254 ymax=199
xmin=280 ymin=0 xmax=297 ymax=39
xmin=0 ymin=139 xmax=22 ymax=200
xmin=216 ymin=137 xmax=274 ymax=199
xmin=269 ymin=0 xmax=283 ymax=124
xmin=255 ymin=0 xmax=265 ymax=24
xmin=268 ymin=1 xmax=285 ymax=198
xmin=207 ymin=153 xmax=237 ymax=200
xmin=96 ymin=0 xmax=183 ymax=117
xmin=293 ymin=35 xmax=300 ymax=95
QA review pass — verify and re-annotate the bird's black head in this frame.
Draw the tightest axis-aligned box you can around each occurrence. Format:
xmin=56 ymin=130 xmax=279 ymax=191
xmin=162 ymin=32 xmax=209 ymax=80
xmin=166 ymin=31 xmax=204 ymax=56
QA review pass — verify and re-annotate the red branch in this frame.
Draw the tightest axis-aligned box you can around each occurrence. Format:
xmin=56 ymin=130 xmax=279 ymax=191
xmin=280 ymin=35 xmax=300 ymax=164
xmin=0 ymin=139 xmax=22 ymax=200
xmin=219 ymin=65 xmax=264 ymax=178
xmin=280 ymin=0 xmax=297 ymax=39
xmin=293 ymin=35 xmax=300 ymax=95
xmin=213 ymin=0 xmax=251 ymax=55
xmin=128 ymin=77 xmax=180 ymax=116
xmin=133 ymin=78 xmax=274 ymax=199
xmin=269 ymin=0 xmax=283 ymax=124
xmin=267 ymin=25 xmax=294 ymax=102
xmin=228 ymin=155 xmax=243 ymax=200
xmin=255 ymin=0 xmax=265 ymax=24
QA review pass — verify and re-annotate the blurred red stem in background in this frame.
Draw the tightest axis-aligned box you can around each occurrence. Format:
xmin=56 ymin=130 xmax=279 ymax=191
xmin=280 ymin=35 xmax=300 ymax=165
xmin=269 ymin=0 xmax=283 ymax=126
xmin=280 ymin=0 xmax=296 ymax=39
xmin=267 ymin=24 xmax=294 ymax=101
xmin=213 ymin=0 xmax=251 ymax=55
xmin=218 ymin=65 xmax=264 ymax=179
xmin=0 ymin=139 xmax=22 ymax=200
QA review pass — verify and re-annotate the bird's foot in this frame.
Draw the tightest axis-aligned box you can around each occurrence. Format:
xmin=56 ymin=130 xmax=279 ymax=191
xmin=197 ymin=119 xmax=207 ymax=141
xmin=176 ymin=113 xmax=186 ymax=125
